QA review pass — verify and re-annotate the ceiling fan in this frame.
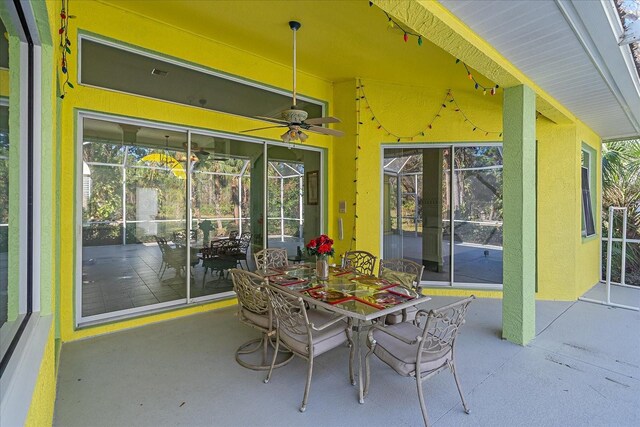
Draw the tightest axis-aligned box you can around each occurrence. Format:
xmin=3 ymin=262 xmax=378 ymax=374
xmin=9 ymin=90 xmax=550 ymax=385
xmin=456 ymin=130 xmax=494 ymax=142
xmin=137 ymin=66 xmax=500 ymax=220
xmin=242 ymin=21 xmax=344 ymax=143
xmin=181 ymin=141 xmax=211 ymax=159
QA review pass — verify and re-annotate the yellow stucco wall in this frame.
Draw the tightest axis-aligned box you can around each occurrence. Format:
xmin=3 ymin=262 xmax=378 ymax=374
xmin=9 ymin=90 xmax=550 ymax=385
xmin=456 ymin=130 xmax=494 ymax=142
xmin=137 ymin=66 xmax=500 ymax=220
xmin=24 ymin=322 xmax=56 ymax=427
xmin=536 ymin=119 xmax=579 ymax=300
xmin=58 ymin=1 xmax=334 ymax=343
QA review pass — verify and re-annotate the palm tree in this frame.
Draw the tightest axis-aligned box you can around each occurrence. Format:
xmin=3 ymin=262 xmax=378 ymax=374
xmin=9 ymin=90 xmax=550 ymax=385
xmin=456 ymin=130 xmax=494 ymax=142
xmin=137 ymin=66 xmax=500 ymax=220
xmin=601 ymin=139 xmax=640 ymax=284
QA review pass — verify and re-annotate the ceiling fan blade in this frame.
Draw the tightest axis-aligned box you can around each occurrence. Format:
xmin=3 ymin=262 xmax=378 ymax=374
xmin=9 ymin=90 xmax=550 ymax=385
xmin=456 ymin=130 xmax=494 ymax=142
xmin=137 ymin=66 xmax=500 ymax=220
xmin=306 ymin=126 xmax=344 ymax=137
xmin=305 ymin=117 xmax=341 ymax=125
xmin=241 ymin=125 xmax=288 ymax=133
xmin=255 ymin=116 xmax=290 ymax=124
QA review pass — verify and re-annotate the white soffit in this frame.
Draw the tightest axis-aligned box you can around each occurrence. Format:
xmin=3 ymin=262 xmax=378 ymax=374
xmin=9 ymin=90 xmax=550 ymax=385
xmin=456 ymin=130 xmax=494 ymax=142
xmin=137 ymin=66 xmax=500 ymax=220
xmin=440 ymin=0 xmax=640 ymax=140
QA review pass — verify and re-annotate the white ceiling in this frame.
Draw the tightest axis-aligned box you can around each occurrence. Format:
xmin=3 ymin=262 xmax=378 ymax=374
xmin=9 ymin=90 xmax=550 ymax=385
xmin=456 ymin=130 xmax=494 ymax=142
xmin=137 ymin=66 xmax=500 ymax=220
xmin=440 ymin=0 xmax=640 ymax=140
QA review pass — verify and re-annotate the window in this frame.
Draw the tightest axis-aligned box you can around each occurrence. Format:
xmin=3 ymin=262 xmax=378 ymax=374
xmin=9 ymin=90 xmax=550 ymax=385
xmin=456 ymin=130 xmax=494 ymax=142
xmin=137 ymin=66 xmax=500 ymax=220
xmin=382 ymin=144 xmax=503 ymax=288
xmin=581 ymin=145 xmax=596 ymax=237
xmin=78 ymin=113 xmax=324 ymax=325
xmin=0 ymin=2 xmax=35 ymax=376
xmin=79 ymin=37 xmax=324 ymax=120
xmin=0 ymin=18 xmax=10 ymax=343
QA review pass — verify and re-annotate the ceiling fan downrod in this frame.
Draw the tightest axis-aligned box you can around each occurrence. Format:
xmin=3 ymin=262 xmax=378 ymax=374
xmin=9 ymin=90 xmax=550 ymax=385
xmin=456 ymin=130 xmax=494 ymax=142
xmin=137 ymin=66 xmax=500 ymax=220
xmin=289 ymin=20 xmax=301 ymax=108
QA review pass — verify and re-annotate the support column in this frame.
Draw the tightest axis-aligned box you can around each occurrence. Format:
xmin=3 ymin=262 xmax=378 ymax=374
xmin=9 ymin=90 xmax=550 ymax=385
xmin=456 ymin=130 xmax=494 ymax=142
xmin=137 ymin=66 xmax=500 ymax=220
xmin=502 ymin=85 xmax=536 ymax=345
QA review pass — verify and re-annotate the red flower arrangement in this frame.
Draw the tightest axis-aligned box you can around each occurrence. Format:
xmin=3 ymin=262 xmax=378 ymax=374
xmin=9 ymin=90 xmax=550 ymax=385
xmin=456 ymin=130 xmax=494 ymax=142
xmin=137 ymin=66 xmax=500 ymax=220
xmin=305 ymin=234 xmax=335 ymax=257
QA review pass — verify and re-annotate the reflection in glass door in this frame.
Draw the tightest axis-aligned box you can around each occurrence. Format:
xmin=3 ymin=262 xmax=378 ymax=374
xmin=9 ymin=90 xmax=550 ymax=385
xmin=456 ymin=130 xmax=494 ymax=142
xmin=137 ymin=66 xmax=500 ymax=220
xmin=189 ymin=133 xmax=264 ymax=298
xmin=79 ymin=113 xmax=325 ymax=324
xmin=267 ymin=145 xmax=321 ymax=259
xmin=81 ymin=118 xmax=188 ymax=318
xmin=382 ymin=144 xmax=502 ymax=287
xmin=453 ymin=147 xmax=503 ymax=284
xmin=383 ymin=148 xmax=451 ymax=282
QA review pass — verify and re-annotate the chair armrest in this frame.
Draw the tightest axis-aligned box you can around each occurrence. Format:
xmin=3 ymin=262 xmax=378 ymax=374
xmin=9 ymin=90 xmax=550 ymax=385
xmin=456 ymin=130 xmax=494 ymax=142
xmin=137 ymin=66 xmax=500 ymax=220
xmin=414 ymin=309 xmax=431 ymax=327
xmin=368 ymin=323 xmax=420 ymax=345
xmin=310 ymin=314 xmax=348 ymax=331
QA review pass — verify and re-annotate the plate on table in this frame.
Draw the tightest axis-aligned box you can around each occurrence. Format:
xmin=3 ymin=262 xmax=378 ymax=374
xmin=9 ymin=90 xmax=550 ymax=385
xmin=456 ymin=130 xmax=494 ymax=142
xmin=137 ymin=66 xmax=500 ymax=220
xmin=357 ymin=291 xmax=413 ymax=309
xmin=269 ymin=275 xmax=305 ymax=286
xmin=306 ymin=288 xmax=351 ymax=304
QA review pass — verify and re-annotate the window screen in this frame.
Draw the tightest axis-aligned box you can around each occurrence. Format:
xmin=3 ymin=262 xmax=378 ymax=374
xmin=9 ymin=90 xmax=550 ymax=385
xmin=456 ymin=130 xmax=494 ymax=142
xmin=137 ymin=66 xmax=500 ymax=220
xmin=80 ymin=38 xmax=324 ymax=120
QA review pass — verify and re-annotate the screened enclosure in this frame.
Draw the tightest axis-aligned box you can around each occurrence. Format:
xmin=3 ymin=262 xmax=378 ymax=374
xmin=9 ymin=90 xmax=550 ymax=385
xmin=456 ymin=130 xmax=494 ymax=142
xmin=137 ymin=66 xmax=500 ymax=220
xmin=383 ymin=144 xmax=503 ymax=287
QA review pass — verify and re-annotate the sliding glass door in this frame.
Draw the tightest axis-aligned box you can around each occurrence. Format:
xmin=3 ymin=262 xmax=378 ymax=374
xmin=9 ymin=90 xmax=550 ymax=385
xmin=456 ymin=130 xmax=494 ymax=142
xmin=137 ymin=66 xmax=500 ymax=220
xmin=266 ymin=145 xmax=321 ymax=259
xmin=452 ymin=147 xmax=503 ymax=284
xmin=382 ymin=144 xmax=502 ymax=288
xmin=78 ymin=113 xmax=323 ymax=324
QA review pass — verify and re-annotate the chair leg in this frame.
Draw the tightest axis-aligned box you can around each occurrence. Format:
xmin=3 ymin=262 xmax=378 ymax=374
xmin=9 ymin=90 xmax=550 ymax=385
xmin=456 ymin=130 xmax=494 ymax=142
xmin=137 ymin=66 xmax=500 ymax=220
xmin=416 ymin=377 xmax=431 ymax=427
xmin=451 ymin=362 xmax=470 ymax=414
xmin=262 ymin=332 xmax=268 ymax=365
xmin=300 ymin=357 xmax=314 ymax=412
xmin=264 ymin=333 xmax=280 ymax=384
xmin=346 ymin=327 xmax=355 ymax=386
xmin=363 ymin=343 xmax=376 ymax=398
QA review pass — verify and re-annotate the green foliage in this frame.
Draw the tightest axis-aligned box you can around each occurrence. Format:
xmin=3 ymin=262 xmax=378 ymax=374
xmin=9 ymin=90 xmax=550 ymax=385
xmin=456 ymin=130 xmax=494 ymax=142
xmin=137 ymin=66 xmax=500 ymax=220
xmin=602 ymin=139 xmax=640 ymax=284
xmin=386 ymin=147 xmax=503 ymax=247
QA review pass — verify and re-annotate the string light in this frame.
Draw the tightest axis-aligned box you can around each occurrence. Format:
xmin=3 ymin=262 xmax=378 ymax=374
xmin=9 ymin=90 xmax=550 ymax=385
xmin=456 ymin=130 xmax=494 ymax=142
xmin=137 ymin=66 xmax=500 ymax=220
xmin=456 ymin=58 xmax=500 ymax=96
xmin=59 ymin=0 xmax=75 ymax=99
xmin=358 ymin=82 xmax=502 ymax=140
xmin=370 ymin=2 xmax=426 ymax=46
xmin=351 ymin=80 xmax=366 ymax=250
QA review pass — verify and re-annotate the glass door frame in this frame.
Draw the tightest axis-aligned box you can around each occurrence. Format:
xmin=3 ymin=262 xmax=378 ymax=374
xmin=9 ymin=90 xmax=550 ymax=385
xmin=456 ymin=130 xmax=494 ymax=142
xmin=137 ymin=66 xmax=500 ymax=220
xmin=75 ymin=110 xmax=325 ymax=326
xmin=380 ymin=142 xmax=503 ymax=290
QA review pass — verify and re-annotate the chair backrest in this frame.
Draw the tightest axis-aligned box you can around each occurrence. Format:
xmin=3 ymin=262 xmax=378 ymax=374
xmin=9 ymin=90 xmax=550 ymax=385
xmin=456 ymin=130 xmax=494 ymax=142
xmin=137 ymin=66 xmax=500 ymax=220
xmin=209 ymin=239 xmax=234 ymax=255
xmin=228 ymin=230 xmax=239 ymax=240
xmin=254 ymin=248 xmax=288 ymax=271
xmin=238 ymin=232 xmax=252 ymax=252
xmin=378 ymin=258 xmax=425 ymax=289
xmin=342 ymin=250 xmax=377 ymax=276
xmin=155 ymin=236 xmax=169 ymax=254
xmin=264 ymin=284 xmax=310 ymax=338
xmin=201 ymin=246 xmax=216 ymax=260
xmin=416 ymin=296 xmax=475 ymax=356
xmin=229 ymin=269 xmax=271 ymax=319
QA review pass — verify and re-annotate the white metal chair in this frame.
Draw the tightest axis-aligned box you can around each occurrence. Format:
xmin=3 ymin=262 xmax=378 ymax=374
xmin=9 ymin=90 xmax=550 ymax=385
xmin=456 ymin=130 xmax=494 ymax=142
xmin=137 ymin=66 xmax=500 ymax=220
xmin=229 ymin=269 xmax=293 ymax=371
xmin=264 ymin=284 xmax=355 ymax=412
xmin=342 ymin=250 xmax=377 ymax=276
xmin=378 ymin=258 xmax=425 ymax=324
xmin=254 ymin=248 xmax=288 ymax=271
xmin=364 ymin=296 xmax=475 ymax=426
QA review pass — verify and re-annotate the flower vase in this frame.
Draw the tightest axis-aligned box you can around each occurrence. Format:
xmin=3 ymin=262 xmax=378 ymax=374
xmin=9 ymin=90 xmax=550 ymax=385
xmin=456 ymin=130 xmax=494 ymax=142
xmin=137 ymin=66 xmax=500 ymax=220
xmin=316 ymin=255 xmax=329 ymax=281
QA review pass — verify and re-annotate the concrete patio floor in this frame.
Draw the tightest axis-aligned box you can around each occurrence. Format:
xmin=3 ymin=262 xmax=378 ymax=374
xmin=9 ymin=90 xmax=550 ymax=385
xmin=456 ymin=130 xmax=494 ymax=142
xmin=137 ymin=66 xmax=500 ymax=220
xmin=53 ymin=283 xmax=639 ymax=426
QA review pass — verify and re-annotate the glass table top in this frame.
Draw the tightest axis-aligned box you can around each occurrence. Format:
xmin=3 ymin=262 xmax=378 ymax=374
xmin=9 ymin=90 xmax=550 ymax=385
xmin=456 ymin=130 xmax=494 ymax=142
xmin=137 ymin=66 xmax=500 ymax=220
xmin=260 ymin=265 xmax=425 ymax=320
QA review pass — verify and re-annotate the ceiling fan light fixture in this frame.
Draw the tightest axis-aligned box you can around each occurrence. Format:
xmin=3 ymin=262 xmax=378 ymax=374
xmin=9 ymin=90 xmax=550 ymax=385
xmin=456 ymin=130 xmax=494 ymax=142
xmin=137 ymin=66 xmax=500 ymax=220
xmin=281 ymin=130 xmax=292 ymax=143
xmin=298 ymin=130 xmax=308 ymax=142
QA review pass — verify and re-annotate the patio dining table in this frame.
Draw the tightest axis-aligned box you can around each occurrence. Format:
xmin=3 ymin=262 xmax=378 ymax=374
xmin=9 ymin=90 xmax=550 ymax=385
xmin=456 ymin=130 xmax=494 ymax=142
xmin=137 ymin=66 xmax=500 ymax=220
xmin=257 ymin=264 xmax=431 ymax=403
